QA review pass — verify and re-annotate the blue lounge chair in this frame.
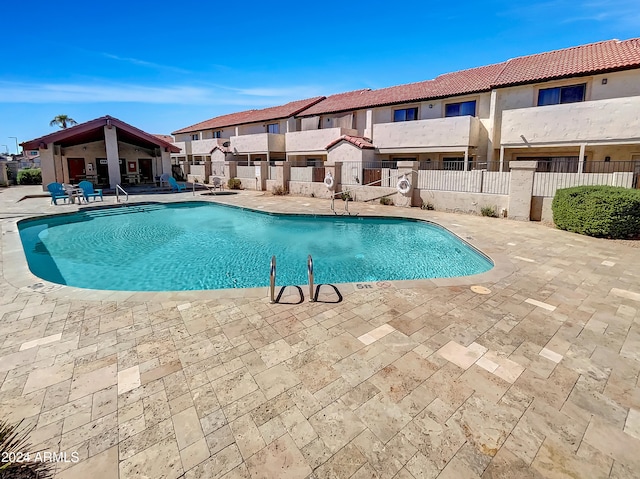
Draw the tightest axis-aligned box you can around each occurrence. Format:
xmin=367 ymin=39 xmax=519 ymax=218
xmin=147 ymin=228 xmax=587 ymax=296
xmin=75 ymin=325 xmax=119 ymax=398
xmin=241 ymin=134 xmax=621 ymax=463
xmin=47 ymin=182 xmax=69 ymax=205
xmin=168 ymin=176 xmax=187 ymax=192
xmin=78 ymin=181 xmax=103 ymax=202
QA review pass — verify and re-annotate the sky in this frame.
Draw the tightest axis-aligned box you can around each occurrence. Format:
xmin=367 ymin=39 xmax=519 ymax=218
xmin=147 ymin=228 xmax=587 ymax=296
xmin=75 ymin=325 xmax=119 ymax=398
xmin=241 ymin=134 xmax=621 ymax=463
xmin=1 ymin=0 xmax=639 ymax=153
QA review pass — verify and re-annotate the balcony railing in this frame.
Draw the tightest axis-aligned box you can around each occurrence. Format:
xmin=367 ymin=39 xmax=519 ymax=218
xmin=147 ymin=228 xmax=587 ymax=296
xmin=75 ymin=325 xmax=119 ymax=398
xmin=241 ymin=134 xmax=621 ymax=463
xmin=285 ymin=128 xmax=357 ymax=152
xmin=501 ymin=95 xmax=640 ymax=145
xmin=373 ymin=116 xmax=480 ymax=151
xmin=230 ymin=133 xmax=285 ymax=153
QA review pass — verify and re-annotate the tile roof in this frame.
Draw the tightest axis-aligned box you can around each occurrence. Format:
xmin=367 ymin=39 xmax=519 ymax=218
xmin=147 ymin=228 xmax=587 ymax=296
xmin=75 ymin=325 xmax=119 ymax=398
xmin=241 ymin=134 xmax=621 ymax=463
xmin=22 ymin=116 xmax=181 ymax=153
xmin=153 ymin=134 xmax=174 ymax=143
xmin=326 ymin=135 xmax=374 ymax=150
xmin=172 ymin=97 xmax=325 ymax=134
xmin=302 ymin=38 xmax=640 ymax=116
xmin=492 ymin=38 xmax=640 ymax=86
xmin=171 ymin=37 xmax=640 ymax=130
xmin=300 ymin=63 xmax=506 ymax=116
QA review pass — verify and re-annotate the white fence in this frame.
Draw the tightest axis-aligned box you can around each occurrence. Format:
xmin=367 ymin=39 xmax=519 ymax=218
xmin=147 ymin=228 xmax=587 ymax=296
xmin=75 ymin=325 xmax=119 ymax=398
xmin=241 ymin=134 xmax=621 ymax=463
xmin=533 ymin=172 xmax=635 ymax=197
xmin=482 ymin=172 xmax=511 ymax=195
xmin=290 ymin=167 xmax=313 ymax=182
xmin=236 ymin=166 xmax=255 ymax=178
xmin=417 ymin=170 xmax=510 ymax=194
xmin=211 ymin=162 xmax=225 ymax=176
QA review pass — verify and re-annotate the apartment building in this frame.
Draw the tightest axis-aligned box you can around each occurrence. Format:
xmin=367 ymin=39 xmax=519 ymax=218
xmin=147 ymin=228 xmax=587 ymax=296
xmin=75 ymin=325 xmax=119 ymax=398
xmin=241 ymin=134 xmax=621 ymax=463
xmin=172 ymin=97 xmax=325 ymax=166
xmin=172 ymin=38 xmax=640 ymax=186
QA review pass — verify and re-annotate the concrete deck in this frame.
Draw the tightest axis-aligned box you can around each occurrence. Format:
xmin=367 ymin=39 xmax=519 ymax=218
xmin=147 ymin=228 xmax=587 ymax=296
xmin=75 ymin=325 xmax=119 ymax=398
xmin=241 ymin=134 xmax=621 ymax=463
xmin=1 ymin=185 xmax=639 ymax=478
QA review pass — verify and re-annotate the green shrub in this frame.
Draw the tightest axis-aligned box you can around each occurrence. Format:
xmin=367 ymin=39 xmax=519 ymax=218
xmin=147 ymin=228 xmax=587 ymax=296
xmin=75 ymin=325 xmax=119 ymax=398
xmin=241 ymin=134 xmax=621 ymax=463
xmin=271 ymin=185 xmax=287 ymax=196
xmin=0 ymin=418 xmax=55 ymax=479
xmin=480 ymin=205 xmax=497 ymax=217
xmin=227 ymin=178 xmax=242 ymax=190
xmin=552 ymin=185 xmax=640 ymax=238
xmin=340 ymin=191 xmax=352 ymax=201
xmin=380 ymin=197 xmax=393 ymax=206
xmin=17 ymin=168 xmax=42 ymax=185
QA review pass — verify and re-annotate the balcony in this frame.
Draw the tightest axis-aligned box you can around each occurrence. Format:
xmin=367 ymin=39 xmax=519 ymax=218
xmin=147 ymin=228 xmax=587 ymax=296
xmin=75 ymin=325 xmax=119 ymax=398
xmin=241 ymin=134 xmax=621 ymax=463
xmin=190 ymin=138 xmax=230 ymax=155
xmin=501 ymin=95 xmax=640 ymax=145
xmin=172 ymin=141 xmax=189 ymax=155
xmin=230 ymin=133 xmax=285 ymax=154
xmin=373 ymin=116 xmax=480 ymax=152
xmin=285 ymin=128 xmax=358 ymax=153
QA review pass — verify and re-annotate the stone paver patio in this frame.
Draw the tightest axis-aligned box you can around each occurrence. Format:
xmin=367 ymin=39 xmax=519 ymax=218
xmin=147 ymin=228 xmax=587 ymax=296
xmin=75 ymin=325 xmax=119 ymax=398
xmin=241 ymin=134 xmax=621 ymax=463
xmin=1 ymin=185 xmax=639 ymax=478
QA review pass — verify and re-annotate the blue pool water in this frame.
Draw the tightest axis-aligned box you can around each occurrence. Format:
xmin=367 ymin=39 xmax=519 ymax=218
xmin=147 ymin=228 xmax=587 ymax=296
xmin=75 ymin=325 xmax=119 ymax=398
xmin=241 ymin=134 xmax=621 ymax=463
xmin=18 ymin=202 xmax=493 ymax=291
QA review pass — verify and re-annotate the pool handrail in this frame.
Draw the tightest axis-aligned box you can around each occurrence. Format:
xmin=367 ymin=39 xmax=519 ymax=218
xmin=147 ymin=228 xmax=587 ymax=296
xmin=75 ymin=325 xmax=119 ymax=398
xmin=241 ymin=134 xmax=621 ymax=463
xmin=307 ymin=255 xmax=314 ymax=302
xmin=269 ymin=255 xmax=276 ymax=303
xmin=115 ymin=184 xmax=129 ymax=203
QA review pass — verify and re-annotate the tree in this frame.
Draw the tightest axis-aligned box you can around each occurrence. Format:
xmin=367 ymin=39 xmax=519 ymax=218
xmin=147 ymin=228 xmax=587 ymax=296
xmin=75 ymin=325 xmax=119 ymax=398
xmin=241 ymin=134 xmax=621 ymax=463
xmin=49 ymin=115 xmax=78 ymax=129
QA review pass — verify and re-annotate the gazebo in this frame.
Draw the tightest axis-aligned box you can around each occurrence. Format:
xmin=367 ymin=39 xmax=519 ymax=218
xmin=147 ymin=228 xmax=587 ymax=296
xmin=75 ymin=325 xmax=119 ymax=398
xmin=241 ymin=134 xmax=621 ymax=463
xmin=21 ymin=116 xmax=181 ymax=190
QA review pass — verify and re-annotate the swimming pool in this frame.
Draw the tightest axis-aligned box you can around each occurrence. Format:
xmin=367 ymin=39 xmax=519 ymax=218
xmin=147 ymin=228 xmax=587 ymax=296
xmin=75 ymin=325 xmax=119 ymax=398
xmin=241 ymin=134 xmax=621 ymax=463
xmin=18 ymin=202 xmax=493 ymax=291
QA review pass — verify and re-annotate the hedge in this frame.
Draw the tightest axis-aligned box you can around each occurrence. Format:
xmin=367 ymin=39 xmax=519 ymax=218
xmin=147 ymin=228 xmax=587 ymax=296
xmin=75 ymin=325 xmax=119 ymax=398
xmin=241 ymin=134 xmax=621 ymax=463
xmin=17 ymin=168 xmax=42 ymax=185
xmin=552 ymin=185 xmax=640 ymax=238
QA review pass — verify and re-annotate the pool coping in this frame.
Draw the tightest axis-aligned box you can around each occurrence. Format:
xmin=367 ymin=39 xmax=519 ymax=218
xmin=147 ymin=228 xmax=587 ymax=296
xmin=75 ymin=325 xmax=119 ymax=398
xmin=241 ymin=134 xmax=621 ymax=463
xmin=1 ymin=194 xmax=515 ymax=302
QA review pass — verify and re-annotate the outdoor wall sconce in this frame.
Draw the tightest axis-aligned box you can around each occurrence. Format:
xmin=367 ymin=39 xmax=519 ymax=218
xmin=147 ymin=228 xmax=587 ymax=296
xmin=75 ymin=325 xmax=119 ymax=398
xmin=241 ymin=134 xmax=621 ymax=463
xmin=605 ymin=156 xmax=611 ymax=162
xmin=429 ymin=104 xmax=433 ymax=108
xmin=602 ymin=78 xmax=608 ymax=84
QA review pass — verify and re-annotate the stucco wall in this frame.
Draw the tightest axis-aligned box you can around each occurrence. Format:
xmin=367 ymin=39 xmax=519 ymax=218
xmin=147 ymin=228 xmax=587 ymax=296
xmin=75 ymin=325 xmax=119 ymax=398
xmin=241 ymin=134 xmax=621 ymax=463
xmin=327 ymin=142 xmax=370 ymax=164
xmin=374 ymin=116 xmax=479 ymax=150
xmin=531 ymin=196 xmax=554 ymax=222
xmin=230 ymin=133 xmax=286 ymax=153
xmin=288 ymin=181 xmax=334 ymax=198
xmin=591 ymin=70 xmax=640 ymax=100
xmin=236 ymin=177 xmax=260 ymax=190
xmin=0 ymin=163 xmax=7 ymax=186
xmin=237 ymin=119 xmax=286 ymax=136
xmin=190 ymin=139 xmax=219 ymax=155
xmin=345 ymin=185 xmax=398 ymax=203
xmin=501 ymin=95 xmax=640 ymax=145
xmin=286 ymin=128 xmax=357 ymax=153
xmin=418 ymin=190 xmax=509 ymax=215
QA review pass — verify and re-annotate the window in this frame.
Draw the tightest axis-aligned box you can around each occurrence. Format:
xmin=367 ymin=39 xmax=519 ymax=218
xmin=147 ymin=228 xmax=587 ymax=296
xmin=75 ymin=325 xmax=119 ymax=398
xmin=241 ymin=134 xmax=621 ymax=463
xmin=267 ymin=123 xmax=280 ymax=134
xmin=191 ymin=133 xmax=199 ymax=141
xmin=213 ymin=131 xmax=221 ymax=138
xmin=537 ymin=84 xmax=585 ymax=106
xmin=393 ymin=108 xmax=418 ymax=122
xmin=444 ymin=101 xmax=476 ymax=117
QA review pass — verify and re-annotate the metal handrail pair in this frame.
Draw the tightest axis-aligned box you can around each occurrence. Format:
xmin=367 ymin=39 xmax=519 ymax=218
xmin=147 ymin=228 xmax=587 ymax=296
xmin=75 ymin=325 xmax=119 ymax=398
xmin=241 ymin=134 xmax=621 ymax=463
xmin=269 ymin=254 xmax=314 ymax=303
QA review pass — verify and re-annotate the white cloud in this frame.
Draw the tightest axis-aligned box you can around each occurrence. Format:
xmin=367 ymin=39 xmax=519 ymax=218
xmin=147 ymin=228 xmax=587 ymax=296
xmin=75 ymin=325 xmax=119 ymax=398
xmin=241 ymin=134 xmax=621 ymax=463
xmin=0 ymin=81 xmax=323 ymax=106
xmin=101 ymin=53 xmax=193 ymax=74
xmin=501 ymin=0 xmax=640 ymax=28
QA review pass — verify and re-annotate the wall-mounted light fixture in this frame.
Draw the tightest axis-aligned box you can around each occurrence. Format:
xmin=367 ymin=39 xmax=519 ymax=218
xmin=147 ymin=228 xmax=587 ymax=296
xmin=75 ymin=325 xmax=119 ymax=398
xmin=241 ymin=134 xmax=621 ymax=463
xmin=429 ymin=104 xmax=433 ymax=109
xmin=82 ymin=146 xmax=87 ymax=151
xmin=602 ymin=78 xmax=608 ymax=85
xmin=604 ymin=156 xmax=611 ymax=162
